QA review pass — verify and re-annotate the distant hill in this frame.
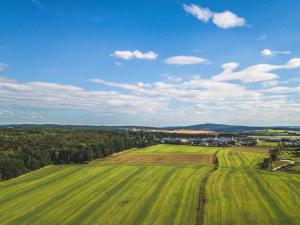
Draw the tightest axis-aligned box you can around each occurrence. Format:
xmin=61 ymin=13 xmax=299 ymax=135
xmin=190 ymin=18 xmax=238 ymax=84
xmin=0 ymin=124 xmax=160 ymax=131
xmin=1 ymin=123 xmax=300 ymax=133
xmin=163 ymin=123 xmax=300 ymax=132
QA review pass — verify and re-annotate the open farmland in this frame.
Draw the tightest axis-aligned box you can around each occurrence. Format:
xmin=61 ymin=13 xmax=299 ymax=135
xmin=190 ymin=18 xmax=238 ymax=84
xmin=0 ymin=145 xmax=213 ymax=225
xmin=204 ymin=148 xmax=300 ymax=225
xmin=125 ymin=144 xmax=220 ymax=154
xmin=99 ymin=154 xmax=216 ymax=164
xmin=1 ymin=144 xmax=299 ymax=225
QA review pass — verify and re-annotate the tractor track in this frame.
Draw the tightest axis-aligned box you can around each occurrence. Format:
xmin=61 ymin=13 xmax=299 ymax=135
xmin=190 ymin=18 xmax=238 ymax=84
xmin=196 ymin=151 xmax=219 ymax=225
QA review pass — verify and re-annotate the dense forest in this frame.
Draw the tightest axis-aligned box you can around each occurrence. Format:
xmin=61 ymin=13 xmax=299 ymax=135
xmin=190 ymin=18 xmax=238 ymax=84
xmin=0 ymin=128 xmax=156 ymax=180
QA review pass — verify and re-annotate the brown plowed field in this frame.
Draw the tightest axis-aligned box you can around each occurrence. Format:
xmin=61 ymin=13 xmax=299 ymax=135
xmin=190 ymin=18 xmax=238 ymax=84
xmin=99 ymin=154 xmax=215 ymax=164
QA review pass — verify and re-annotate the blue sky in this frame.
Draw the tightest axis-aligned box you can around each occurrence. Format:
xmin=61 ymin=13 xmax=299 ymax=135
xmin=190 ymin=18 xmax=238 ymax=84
xmin=0 ymin=0 xmax=300 ymax=126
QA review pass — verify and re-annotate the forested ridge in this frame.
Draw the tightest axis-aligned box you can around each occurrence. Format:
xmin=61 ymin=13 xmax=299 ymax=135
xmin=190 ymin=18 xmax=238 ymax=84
xmin=0 ymin=128 xmax=155 ymax=180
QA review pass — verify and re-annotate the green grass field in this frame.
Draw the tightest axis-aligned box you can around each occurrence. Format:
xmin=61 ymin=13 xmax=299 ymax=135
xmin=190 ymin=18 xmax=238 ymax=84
xmin=125 ymin=144 xmax=221 ymax=154
xmin=1 ymin=144 xmax=299 ymax=225
xmin=256 ymin=141 xmax=278 ymax=147
xmin=0 ymin=145 xmax=213 ymax=225
xmin=205 ymin=149 xmax=300 ymax=225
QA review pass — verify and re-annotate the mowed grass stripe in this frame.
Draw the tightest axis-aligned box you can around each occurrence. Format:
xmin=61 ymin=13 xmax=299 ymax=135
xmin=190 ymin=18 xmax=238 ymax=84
xmin=204 ymin=148 xmax=300 ymax=225
xmin=43 ymin=166 xmax=145 ymax=225
xmin=204 ymin=168 xmax=232 ymax=225
xmin=0 ymin=165 xmax=85 ymax=206
xmin=127 ymin=144 xmax=220 ymax=155
xmin=120 ymin=166 xmax=178 ymax=225
xmin=76 ymin=166 xmax=162 ymax=225
xmin=131 ymin=166 xmax=209 ymax=225
xmin=99 ymin=166 xmax=181 ymax=225
xmin=174 ymin=167 xmax=204 ymax=225
xmin=218 ymin=150 xmax=267 ymax=170
xmin=1 ymin=166 xmax=117 ymax=224
xmin=100 ymin=166 xmax=172 ymax=225
xmin=0 ymin=166 xmax=69 ymax=189
xmin=6 ymin=166 xmax=125 ymax=225
xmin=255 ymin=172 xmax=300 ymax=224
xmin=145 ymin=167 xmax=200 ymax=225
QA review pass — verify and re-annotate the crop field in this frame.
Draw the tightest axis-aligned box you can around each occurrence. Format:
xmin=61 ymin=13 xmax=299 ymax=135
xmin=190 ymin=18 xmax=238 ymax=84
xmin=99 ymin=153 xmax=216 ymax=164
xmin=256 ymin=141 xmax=279 ymax=147
xmin=0 ymin=145 xmax=213 ymax=225
xmin=125 ymin=144 xmax=221 ymax=154
xmin=1 ymin=144 xmax=299 ymax=225
xmin=217 ymin=148 xmax=269 ymax=169
xmin=204 ymin=148 xmax=300 ymax=225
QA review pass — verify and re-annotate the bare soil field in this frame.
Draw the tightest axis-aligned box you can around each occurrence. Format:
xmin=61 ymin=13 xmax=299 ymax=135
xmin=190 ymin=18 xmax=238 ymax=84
xmin=98 ymin=154 xmax=216 ymax=164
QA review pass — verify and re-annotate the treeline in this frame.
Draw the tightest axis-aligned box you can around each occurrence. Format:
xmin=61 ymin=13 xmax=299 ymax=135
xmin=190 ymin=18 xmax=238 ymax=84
xmin=0 ymin=128 xmax=155 ymax=180
xmin=261 ymin=142 xmax=300 ymax=170
xmin=261 ymin=143 xmax=283 ymax=170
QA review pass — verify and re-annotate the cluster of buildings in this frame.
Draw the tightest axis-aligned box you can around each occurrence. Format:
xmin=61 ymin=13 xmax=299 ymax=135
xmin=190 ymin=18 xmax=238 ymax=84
xmin=262 ymin=137 xmax=300 ymax=147
xmin=157 ymin=136 xmax=257 ymax=147
xmin=157 ymin=136 xmax=300 ymax=148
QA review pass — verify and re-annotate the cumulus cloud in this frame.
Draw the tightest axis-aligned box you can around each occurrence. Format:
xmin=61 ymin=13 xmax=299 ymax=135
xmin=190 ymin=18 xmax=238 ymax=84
xmin=111 ymin=50 xmax=157 ymax=60
xmin=183 ymin=3 xmax=246 ymax=29
xmin=0 ymin=76 xmax=165 ymax=114
xmin=90 ymin=72 xmax=300 ymax=125
xmin=212 ymin=58 xmax=300 ymax=83
xmin=263 ymin=86 xmax=300 ymax=94
xmin=2 ymin=57 xmax=300 ymax=125
xmin=261 ymin=48 xmax=292 ymax=57
xmin=212 ymin=11 xmax=246 ymax=29
xmin=164 ymin=56 xmax=208 ymax=65
xmin=183 ymin=4 xmax=212 ymax=23
xmin=91 ymin=76 xmax=261 ymax=104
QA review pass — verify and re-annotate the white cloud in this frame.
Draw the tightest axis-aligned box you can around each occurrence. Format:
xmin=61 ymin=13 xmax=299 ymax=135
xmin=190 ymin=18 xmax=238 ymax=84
xmin=285 ymin=58 xmax=300 ymax=68
xmin=92 ymin=76 xmax=261 ymax=105
xmin=183 ymin=4 xmax=212 ymax=22
xmin=263 ymin=86 xmax=300 ymax=94
xmin=261 ymin=48 xmax=292 ymax=57
xmin=212 ymin=11 xmax=246 ymax=29
xmin=183 ymin=4 xmax=246 ymax=29
xmin=111 ymin=50 xmax=157 ymax=60
xmin=212 ymin=58 xmax=300 ymax=83
xmin=2 ymin=57 xmax=300 ymax=125
xmin=164 ymin=56 xmax=208 ymax=65
xmin=261 ymin=49 xmax=272 ymax=57
xmin=0 ymin=76 xmax=165 ymax=114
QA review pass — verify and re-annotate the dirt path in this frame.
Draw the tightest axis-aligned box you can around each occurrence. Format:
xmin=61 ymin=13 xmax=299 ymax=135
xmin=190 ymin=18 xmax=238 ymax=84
xmin=272 ymin=159 xmax=295 ymax=171
xmin=196 ymin=152 xmax=219 ymax=225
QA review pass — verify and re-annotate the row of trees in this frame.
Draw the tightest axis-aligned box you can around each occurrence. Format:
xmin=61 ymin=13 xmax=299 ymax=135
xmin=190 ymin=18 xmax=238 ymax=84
xmin=0 ymin=128 xmax=155 ymax=180
xmin=262 ymin=143 xmax=300 ymax=170
xmin=261 ymin=143 xmax=283 ymax=170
